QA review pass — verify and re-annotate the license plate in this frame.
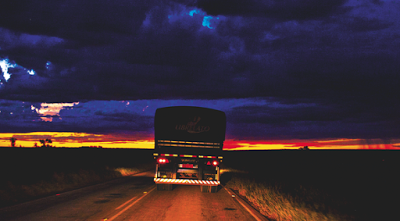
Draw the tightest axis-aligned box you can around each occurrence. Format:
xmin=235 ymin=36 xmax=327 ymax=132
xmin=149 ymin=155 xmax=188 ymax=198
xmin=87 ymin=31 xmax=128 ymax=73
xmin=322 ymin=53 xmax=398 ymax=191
xmin=179 ymin=164 xmax=198 ymax=168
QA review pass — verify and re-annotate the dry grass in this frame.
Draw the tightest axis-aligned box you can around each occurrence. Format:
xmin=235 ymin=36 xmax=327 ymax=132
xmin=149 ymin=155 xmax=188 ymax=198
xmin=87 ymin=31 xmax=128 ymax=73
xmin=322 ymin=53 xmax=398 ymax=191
xmin=114 ymin=167 xmax=141 ymax=176
xmin=0 ymin=165 xmax=153 ymax=208
xmin=114 ymin=162 xmax=154 ymax=176
xmin=226 ymin=175 xmax=354 ymax=221
xmin=0 ymin=168 xmax=120 ymax=207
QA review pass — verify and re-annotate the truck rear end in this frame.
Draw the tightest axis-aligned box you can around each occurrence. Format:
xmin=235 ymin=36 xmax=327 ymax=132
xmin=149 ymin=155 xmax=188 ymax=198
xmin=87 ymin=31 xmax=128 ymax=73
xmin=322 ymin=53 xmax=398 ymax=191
xmin=153 ymin=106 xmax=226 ymax=193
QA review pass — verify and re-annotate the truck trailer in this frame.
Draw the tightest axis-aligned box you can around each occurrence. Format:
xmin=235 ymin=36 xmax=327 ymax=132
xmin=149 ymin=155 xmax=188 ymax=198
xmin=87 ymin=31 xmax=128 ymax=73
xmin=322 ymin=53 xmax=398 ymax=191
xmin=153 ymin=106 xmax=226 ymax=193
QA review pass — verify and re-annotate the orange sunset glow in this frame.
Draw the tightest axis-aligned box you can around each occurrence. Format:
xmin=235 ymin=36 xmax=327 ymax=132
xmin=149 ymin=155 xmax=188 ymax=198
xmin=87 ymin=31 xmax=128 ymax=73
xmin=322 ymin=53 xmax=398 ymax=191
xmin=1 ymin=132 xmax=399 ymax=150
xmin=224 ymin=139 xmax=400 ymax=150
xmin=0 ymin=132 xmax=154 ymax=149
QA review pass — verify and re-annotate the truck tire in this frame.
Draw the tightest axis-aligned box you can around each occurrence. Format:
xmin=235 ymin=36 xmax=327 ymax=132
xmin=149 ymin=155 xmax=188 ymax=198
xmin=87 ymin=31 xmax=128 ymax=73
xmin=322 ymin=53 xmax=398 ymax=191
xmin=200 ymin=185 xmax=217 ymax=193
xmin=200 ymin=185 xmax=209 ymax=192
xmin=166 ymin=184 xmax=173 ymax=191
xmin=157 ymin=184 xmax=173 ymax=191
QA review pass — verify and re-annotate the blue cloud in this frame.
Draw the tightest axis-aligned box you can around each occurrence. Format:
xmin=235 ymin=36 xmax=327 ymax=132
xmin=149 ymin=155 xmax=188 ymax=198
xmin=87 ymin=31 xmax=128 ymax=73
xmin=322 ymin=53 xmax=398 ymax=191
xmin=168 ymin=7 xmax=221 ymax=29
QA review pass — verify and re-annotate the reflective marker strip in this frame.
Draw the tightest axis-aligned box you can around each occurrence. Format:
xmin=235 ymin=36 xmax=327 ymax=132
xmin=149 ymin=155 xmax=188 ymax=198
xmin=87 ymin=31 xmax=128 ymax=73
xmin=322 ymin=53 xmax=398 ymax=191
xmin=154 ymin=178 xmax=220 ymax=186
xmin=198 ymin=155 xmax=223 ymax=159
xmin=199 ymin=155 xmax=216 ymax=158
xmin=156 ymin=154 xmax=221 ymax=159
xmin=179 ymin=154 xmax=197 ymax=158
xmin=160 ymin=153 xmax=178 ymax=157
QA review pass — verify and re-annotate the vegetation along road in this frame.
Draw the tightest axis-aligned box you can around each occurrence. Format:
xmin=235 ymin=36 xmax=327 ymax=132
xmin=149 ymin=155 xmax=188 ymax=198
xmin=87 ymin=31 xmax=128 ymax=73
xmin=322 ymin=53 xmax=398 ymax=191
xmin=0 ymin=171 xmax=265 ymax=221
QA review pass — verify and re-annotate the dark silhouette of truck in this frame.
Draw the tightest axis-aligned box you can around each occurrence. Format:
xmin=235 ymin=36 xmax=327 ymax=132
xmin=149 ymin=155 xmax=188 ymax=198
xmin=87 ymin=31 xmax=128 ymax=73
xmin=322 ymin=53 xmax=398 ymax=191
xmin=153 ymin=106 xmax=226 ymax=193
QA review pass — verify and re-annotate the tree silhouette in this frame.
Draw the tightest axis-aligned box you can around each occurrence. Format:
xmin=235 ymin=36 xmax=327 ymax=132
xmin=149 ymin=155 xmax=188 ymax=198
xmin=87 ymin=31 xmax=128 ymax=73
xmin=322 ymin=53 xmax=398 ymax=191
xmin=10 ymin=137 xmax=17 ymax=147
xmin=299 ymin=146 xmax=309 ymax=150
xmin=39 ymin=139 xmax=53 ymax=147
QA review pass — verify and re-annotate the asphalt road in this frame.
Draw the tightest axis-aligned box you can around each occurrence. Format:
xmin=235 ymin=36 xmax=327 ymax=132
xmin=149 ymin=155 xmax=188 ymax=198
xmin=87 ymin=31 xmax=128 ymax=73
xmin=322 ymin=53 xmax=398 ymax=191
xmin=0 ymin=171 xmax=262 ymax=221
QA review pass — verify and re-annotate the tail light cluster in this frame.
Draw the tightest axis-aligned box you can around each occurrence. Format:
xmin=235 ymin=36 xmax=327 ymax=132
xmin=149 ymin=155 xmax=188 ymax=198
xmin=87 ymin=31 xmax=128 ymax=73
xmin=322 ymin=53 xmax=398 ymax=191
xmin=158 ymin=158 xmax=219 ymax=166
xmin=206 ymin=160 xmax=219 ymax=166
xmin=157 ymin=158 xmax=169 ymax=164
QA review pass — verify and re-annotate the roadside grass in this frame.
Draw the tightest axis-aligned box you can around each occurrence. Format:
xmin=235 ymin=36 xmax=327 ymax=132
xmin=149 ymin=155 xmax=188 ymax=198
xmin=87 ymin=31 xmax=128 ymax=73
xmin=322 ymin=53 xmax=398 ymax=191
xmin=0 ymin=148 xmax=155 ymax=208
xmin=225 ymin=174 xmax=354 ymax=221
xmin=0 ymin=164 xmax=154 ymax=208
xmin=221 ymin=150 xmax=400 ymax=220
xmin=0 ymin=167 xmax=118 ymax=207
xmin=115 ymin=162 xmax=155 ymax=176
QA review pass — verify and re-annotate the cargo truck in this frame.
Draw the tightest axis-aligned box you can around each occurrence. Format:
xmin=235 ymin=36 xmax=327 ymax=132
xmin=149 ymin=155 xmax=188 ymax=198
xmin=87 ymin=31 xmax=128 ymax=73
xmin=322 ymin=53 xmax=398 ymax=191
xmin=153 ymin=106 xmax=226 ymax=193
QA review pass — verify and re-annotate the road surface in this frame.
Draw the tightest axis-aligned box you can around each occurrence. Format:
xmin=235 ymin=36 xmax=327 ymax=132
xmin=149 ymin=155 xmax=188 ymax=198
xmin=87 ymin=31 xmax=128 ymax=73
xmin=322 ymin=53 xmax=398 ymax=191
xmin=0 ymin=171 xmax=262 ymax=221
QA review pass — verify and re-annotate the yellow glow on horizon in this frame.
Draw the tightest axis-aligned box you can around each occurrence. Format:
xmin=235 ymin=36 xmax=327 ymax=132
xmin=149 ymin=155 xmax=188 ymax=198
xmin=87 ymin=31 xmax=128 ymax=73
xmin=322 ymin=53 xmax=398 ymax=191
xmin=223 ymin=139 xmax=400 ymax=150
xmin=230 ymin=142 xmax=383 ymax=150
xmin=225 ymin=142 xmax=363 ymax=150
xmin=232 ymin=143 xmax=295 ymax=150
xmin=0 ymin=132 xmax=154 ymax=149
xmin=1 ymin=132 xmax=399 ymax=150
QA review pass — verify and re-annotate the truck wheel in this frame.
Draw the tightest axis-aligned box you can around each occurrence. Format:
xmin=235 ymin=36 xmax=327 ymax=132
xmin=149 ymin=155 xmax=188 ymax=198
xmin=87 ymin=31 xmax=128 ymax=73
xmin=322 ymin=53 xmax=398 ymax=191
xmin=157 ymin=184 xmax=173 ymax=191
xmin=200 ymin=185 xmax=209 ymax=192
xmin=200 ymin=185 xmax=217 ymax=193
xmin=166 ymin=184 xmax=173 ymax=191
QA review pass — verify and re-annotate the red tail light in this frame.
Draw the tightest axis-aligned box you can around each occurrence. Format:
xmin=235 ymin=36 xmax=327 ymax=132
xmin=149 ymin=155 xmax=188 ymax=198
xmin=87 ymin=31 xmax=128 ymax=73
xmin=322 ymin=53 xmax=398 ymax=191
xmin=158 ymin=158 xmax=169 ymax=164
xmin=206 ymin=160 xmax=219 ymax=166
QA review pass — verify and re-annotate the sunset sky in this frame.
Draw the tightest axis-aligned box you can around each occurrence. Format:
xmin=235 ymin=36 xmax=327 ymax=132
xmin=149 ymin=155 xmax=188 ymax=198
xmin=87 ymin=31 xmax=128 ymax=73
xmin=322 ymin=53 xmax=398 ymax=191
xmin=1 ymin=0 xmax=399 ymax=150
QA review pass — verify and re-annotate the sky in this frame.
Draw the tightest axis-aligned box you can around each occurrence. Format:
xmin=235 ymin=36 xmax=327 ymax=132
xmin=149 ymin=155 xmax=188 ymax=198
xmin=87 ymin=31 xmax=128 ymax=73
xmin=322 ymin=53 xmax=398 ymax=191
xmin=1 ymin=0 xmax=399 ymax=149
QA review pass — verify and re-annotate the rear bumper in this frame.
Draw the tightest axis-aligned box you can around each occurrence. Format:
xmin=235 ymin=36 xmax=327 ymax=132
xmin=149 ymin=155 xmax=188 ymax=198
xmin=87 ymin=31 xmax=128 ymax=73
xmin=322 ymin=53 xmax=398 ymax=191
xmin=154 ymin=178 xmax=220 ymax=186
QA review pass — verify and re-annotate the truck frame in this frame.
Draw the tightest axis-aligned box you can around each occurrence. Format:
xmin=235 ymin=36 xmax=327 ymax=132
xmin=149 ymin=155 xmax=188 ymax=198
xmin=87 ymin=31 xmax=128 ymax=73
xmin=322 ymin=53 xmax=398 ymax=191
xmin=153 ymin=106 xmax=226 ymax=193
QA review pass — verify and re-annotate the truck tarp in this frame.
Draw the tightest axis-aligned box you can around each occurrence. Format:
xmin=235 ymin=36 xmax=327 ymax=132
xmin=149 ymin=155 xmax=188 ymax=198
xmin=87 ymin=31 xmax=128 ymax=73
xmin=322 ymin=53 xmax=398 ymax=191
xmin=155 ymin=106 xmax=226 ymax=144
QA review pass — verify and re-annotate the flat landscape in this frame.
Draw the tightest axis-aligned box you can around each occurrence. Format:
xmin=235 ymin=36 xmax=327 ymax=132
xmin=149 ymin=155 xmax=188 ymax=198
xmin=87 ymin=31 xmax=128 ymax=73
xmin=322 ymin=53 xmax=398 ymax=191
xmin=1 ymin=148 xmax=399 ymax=220
xmin=223 ymin=150 xmax=400 ymax=220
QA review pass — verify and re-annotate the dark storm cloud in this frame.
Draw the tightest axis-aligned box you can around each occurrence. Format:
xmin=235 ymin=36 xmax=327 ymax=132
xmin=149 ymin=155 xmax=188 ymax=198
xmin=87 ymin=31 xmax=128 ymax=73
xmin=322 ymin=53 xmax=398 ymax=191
xmin=0 ymin=100 xmax=153 ymax=133
xmin=194 ymin=0 xmax=349 ymax=20
xmin=0 ymin=101 xmax=39 ymax=133
xmin=226 ymin=103 xmax=400 ymax=139
xmin=0 ymin=0 xmax=151 ymax=45
xmin=343 ymin=17 xmax=393 ymax=32
xmin=2 ymin=0 xmax=397 ymax=102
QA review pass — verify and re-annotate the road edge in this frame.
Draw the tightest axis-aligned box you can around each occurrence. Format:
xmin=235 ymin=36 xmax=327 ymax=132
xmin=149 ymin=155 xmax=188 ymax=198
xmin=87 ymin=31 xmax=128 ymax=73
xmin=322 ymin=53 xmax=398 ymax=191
xmin=0 ymin=170 xmax=153 ymax=220
xmin=222 ymin=185 xmax=270 ymax=221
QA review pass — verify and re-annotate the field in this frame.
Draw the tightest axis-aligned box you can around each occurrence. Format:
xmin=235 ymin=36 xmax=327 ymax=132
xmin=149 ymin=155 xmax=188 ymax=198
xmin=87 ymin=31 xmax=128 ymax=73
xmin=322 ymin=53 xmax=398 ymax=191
xmin=0 ymin=147 xmax=154 ymax=208
xmin=1 ymin=148 xmax=399 ymax=220
xmin=222 ymin=150 xmax=400 ymax=221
